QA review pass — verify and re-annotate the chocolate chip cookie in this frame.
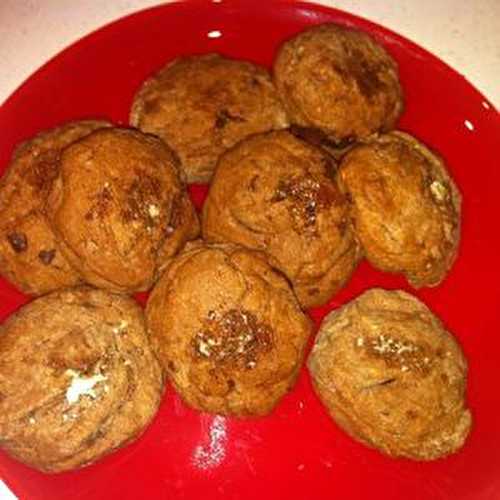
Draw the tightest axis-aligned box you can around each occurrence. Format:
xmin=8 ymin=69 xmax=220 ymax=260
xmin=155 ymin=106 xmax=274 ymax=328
xmin=47 ymin=127 xmax=199 ymax=293
xmin=308 ymin=288 xmax=472 ymax=460
xmin=0 ymin=287 xmax=163 ymax=472
xmin=0 ymin=120 xmax=110 ymax=295
xmin=146 ymin=241 xmax=312 ymax=416
xmin=338 ymin=131 xmax=461 ymax=287
xmin=202 ymin=130 xmax=361 ymax=308
xmin=130 ymin=54 xmax=289 ymax=183
xmin=274 ymin=23 xmax=403 ymax=143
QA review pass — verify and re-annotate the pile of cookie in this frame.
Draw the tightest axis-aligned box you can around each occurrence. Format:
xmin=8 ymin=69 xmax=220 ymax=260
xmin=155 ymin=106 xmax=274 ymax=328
xmin=0 ymin=23 xmax=471 ymax=473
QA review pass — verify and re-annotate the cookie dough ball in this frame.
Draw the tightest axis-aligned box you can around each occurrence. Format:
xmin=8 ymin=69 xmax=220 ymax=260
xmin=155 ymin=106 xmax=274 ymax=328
xmin=0 ymin=287 xmax=163 ymax=472
xmin=274 ymin=23 xmax=403 ymax=142
xmin=146 ymin=241 xmax=312 ymax=417
xmin=202 ymin=130 xmax=361 ymax=308
xmin=47 ymin=127 xmax=199 ymax=293
xmin=308 ymin=288 xmax=472 ymax=460
xmin=338 ymin=132 xmax=461 ymax=287
xmin=130 ymin=53 xmax=289 ymax=183
xmin=0 ymin=120 xmax=111 ymax=295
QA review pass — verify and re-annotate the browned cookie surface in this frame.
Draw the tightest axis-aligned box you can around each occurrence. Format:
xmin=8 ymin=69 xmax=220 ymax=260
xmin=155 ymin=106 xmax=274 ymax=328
xmin=0 ymin=287 xmax=163 ymax=472
xmin=146 ymin=241 xmax=312 ymax=417
xmin=130 ymin=54 xmax=289 ymax=183
xmin=274 ymin=23 xmax=403 ymax=142
xmin=202 ymin=130 xmax=361 ymax=308
xmin=308 ymin=288 xmax=471 ymax=460
xmin=338 ymin=131 xmax=461 ymax=287
xmin=47 ymin=127 xmax=199 ymax=293
xmin=0 ymin=120 xmax=111 ymax=295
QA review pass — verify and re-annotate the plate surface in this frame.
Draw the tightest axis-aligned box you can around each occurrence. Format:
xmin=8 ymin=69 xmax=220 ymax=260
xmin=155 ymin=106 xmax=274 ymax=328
xmin=0 ymin=1 xmax=499 ymax=499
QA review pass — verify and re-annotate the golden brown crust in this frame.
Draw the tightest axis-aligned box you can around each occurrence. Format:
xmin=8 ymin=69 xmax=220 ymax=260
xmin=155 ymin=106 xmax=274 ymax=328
xmin=146 ymin=241 xmax=312 ymax=417
xmin=0 ymin=287 xmax=163 ymax=472
xmin=308 ymin=288 xmax=472 ymax=460
xmin=338 ymin=131 xmax=461 ymax=287
xmin=202 ymin=130 xmax=361 ymax=308
xmin=0 ymin=120 xmax=111 ymax=295
xmin=274 ymin=23 xmax=403 ymax=142
xmin=130 ymin=53 xmax=289 ymax=183
xmin=46 ymin=127 xmax=199 ymax=293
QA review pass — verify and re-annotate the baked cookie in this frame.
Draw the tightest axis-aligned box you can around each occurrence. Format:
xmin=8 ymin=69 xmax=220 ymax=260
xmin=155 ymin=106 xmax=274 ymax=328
xmin=274 ymin=23 xmax=403 ymax=143
xmin=308 ymin=288 xmax=472 ymax=460
xmin=0 ymin=287 xmax=163 ymax=472
xmin=47 ymin=127 xmax=199 ymax=293
xmin=130 ymin=53 xmax=289 ymax=183
xmin=146 ymin=241 xmax=312 ymax=417
xmin=0 ymin=120 xmax=110 ymax=295
xmin=202 ymin=130 xmax=361 ymax=308
xmin=338 ymin=131 xmax=461 ymax=287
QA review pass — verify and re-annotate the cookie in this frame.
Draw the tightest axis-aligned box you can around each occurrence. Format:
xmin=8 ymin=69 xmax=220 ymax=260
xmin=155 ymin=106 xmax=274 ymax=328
xmin=338 ymin=131 xmax=461 ymax=287
xmin=130 ymin=53 xmax=289 ymax=183
xmin=0 ymin=287 xmax=163 ymax=472
xmin=0 ymin=120 xmax=111 ymax=295
xmin=308 ymin=288 xmax=472 ymax=460
xmin=146 ymin=241 xmax=312 ymax=417
xmin=202 ymin=130 xmax=361 ymax=308
xmin=274 ymin=23 xmax=403 ymax=143
xmin=47 ymin=127 xmax=199 ymax=293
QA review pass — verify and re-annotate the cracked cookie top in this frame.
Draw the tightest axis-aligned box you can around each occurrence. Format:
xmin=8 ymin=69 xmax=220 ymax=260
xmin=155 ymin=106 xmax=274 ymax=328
xmin=0 ymin=287 xmax=163 ymax=472
xmin=308 ymin=288 xmax=471 ymax=460
xmin=338 ymin=131 xmax=461 ymax=288
xmin=130 ymin=53 xmax=288 ymax=183
xmin=202 ymin=130 xmax=361 ymax=308
xmin=274 ymin=23 xmax=403 ymax=142
xmin=46 ymin=127 xmax=199 ymax=293
xmin=146 ymin=240 xmax=312 ymax=417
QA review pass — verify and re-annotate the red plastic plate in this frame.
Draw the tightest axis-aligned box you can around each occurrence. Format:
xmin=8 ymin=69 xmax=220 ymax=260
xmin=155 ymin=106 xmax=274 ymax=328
xmin=1 ymin=1 xmax=499 ymax=499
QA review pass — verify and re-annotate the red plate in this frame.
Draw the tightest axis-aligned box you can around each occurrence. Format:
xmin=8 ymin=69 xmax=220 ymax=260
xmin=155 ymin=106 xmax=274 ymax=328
xmin=1 ymin=1 xmax=499 ymax=499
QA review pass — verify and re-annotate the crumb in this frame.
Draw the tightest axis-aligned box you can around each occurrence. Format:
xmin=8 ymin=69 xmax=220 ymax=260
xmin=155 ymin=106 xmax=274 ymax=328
xmin=38 ymin=249 xmax=56 ymax=265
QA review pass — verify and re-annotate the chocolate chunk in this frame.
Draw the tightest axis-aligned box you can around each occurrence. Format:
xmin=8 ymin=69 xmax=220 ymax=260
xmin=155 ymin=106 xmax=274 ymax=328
xmin=345 ymin=50 xmax=386 ymax=100
xmin=7 ymin=232 xmax=28 ymax=253
xmin=25 ymin=150 xmax=60 ymax=192
xmin=215 ymin=109 xmax=245 ymax=129
xmin=192 ymin=308 xmax=273 ymax=368
xmin=38 ymin=249 xmax=56 ymax=265
xmin=87 ymin=185 xmax=113 ymax=221
xmin=122 ymin=173 xmax=161 ymax=224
